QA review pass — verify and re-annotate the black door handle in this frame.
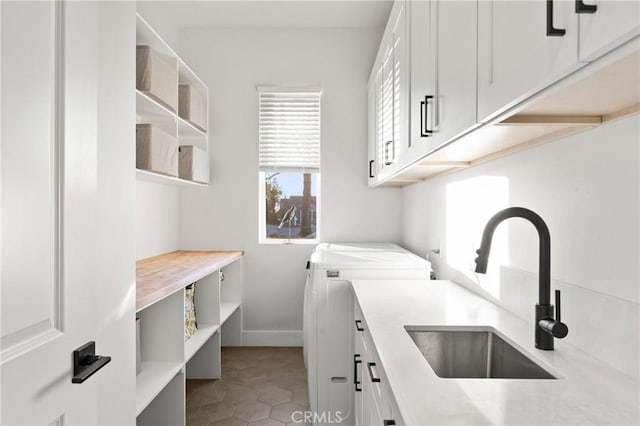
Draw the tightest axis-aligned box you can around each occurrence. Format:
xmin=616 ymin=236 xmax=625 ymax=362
xmin=355 ymin=320 xmax=364 ymax=331
xmin=575 ymin=0 xmax=597 ymax=13
xmin=72 ymin=341 xmax=111 ymax=383
xmin=354 ymin=354 xmax=362 ymax=392
xmin=384 ymin=421 xmax=396 ymax=426
xmin=367 ymin=362 xmax=381 ymax=382
xmin=420 ymin=95 xmax=433 ymax=137
xmin=547 ymin=0 xmax=566 ymax=36
xmin=369 ymin=160 xmax=375 ymax=178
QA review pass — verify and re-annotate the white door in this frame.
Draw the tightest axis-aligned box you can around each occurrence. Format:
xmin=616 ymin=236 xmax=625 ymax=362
xmin=578 ymin=0 xmax=640 ymax=61
xmin=477 ymin=0 xmax=582 ymax=122
xmin=1 ymin=2 xmax=135 ymax=425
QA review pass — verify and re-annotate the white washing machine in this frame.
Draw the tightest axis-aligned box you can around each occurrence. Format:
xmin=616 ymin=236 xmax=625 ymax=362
xmin=303 ymin=243 xmax=431 ymax=426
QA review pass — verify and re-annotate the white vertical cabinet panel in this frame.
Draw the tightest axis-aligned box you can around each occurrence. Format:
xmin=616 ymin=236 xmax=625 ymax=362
xmin=477 ymin=0 xmax=581 ymax=122
xmin=435 ymin=0 xmax=480 ymax=146
xmin=408 ymin=0 xmax=437 ymax=153
xmin=578 ymin=0 xmax=640 ymax=61
xmin=381 ymin=46 xmax=395 ymax=175
xmin=392 ymin=0 xmax=409 ymax=167
xmin=374 ymin=0 xmax=409 ymax=183
xmin=367 ymin=79 xmax=378 ymax=184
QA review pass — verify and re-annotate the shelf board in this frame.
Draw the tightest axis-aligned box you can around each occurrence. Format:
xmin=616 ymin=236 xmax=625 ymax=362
xmin=177 ymin=118 xmax=208 ymax=150
xmin=136 ymin=361 xmax=183 ymax=416
xmin=136 ymin=169 xmax=207 ymax=187
xmin=137 ymin=251 xmax=244 ymax=312
xmin=137 ymin=89 xmax=207 ymax=150
xmin=221 ymin=302 xmax=240 ymax=325
xmin=136 ymin=90 xmax=176 ymax=122
xmin=184 ymin=323 xmax=219 ymax=362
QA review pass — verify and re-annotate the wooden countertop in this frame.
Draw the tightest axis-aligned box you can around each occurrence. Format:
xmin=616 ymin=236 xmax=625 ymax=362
xmin=136 ymin=250 xmax=243 ymax=312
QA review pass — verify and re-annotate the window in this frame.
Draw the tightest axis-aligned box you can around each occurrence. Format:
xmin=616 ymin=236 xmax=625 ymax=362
xmin=258 ymin=87 xmax=321 ymax=243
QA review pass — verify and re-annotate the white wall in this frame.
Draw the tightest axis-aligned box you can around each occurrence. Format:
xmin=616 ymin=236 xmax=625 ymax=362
xmin=135 ymin=2 xmax=181 ymax=52
xmin=177 ymin=27 xmax=403 ymax=343
xmin=136 ymin=181 xmax=180 ymax=260
xmin=402 ymin=115 xmax=640 ymax=377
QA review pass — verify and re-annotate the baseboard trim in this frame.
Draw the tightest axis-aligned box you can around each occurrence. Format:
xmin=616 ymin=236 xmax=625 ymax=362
xmin=241 ymin=330 xmax=303 ymax=347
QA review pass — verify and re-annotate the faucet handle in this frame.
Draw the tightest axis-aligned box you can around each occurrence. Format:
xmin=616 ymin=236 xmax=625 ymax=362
xmin=539 ymin=290 xmax=569 ymax=339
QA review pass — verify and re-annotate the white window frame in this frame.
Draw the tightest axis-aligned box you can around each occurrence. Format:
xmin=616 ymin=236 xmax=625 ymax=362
xmin=257 ymin=86 xmax=322 ymax=245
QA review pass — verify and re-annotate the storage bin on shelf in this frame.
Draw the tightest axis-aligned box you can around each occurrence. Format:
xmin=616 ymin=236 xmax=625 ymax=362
xmin=179 ymin=145 xmax=209 ymax=184
xmin=136 ymin=123 xmax=179 ymax=177
xmin=136 ymin=45 xmax=178 ymax=112
xmin=178 ymin=84 xmax=207 ymax=132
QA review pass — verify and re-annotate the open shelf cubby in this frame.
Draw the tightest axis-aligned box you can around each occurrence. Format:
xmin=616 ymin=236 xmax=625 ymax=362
xmin=135 ymin=13 xmax=209 ymax=187
xmin=135 ymin=251 xmax=243 ymax=425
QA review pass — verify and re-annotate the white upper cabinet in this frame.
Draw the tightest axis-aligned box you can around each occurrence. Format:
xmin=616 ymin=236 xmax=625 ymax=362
xmin=477 ymin=0 xmax=581 ymax=123
xmin=578 ymin=0 xmax=640 ymax=61
xmin=368 ymin=0 xmax=638 ymax=186
xmin=367 ymin=78 xmax=377 ymax=185
xmin=408 ymin=0 xmax=437 ymax=155
xmin=367 ymin=0 xmax=409 ymax=185
xmin=392 ymin=2 xmax=409 ymax=168
xmin=477 ymin=0 xmax=639 ymax=124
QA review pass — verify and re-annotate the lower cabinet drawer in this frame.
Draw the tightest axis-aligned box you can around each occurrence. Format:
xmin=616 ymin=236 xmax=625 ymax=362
xmin=354 ymin=299 xmax=402 ymax=426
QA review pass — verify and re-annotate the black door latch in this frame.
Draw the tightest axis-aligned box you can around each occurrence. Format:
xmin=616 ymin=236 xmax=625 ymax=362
xmin=72 ymin=341 xmax=111 ymax=383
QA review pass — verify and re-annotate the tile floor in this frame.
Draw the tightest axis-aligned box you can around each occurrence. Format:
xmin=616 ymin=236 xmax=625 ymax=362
xmin=186 ymin=347 xmax=310 ymax=426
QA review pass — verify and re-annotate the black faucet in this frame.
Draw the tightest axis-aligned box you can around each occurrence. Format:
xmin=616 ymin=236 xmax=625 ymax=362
xmin=474 ymin=207 xmax=568 ymax=350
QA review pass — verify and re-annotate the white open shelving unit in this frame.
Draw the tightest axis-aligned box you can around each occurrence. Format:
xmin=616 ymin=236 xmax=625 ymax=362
xmin=135 ymin=14 xmax=210 ymax=187
xmin=135 ymin=252 xmax=243 ymax=426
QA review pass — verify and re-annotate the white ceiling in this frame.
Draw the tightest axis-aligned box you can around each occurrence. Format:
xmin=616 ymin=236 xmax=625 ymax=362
xmin=137 ymin=0 xmax=393 ymax=29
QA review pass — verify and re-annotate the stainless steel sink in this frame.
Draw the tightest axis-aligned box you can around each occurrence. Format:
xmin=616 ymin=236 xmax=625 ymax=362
xmin=405 ymin=327 xmax=556 ymax=379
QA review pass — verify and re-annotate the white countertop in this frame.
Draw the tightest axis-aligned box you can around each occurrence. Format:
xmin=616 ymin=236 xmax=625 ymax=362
xmin=351 ymin=279 xmax=639 ymax=426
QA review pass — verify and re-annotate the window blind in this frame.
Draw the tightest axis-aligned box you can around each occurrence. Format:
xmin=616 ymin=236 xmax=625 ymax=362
xmin=259 ymin=90 xmax=321 ymax=173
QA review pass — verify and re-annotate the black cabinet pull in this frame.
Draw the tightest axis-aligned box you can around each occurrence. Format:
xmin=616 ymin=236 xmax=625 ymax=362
xmin=72 ymin=341 xmax=111 ymax=384
xmin=384 ymin=140 xmax=393 ymax=166
xmin=367 ymin=362 xmax=381 ymax=382
xmin=575 ymin=0 xmax=597 ymax=13
xmin=369 ymin=160 xmax=375 ymax=178
xmin=420 ymin=95 xmax=433 ymax=137
xmin=384 ymin=421 xmax=396 ymax=426
xmin=546 ymin=0 xmax=566 ymax=36
xmin=354 ymin=354 xmax=362 ymax=392
xmin=355 ymin=320 xmax=364 ymax=331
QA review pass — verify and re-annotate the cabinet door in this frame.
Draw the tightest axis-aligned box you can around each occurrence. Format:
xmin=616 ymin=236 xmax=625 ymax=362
xmin=477 ymin=0 xmax=581 ymax=122
xmin=367 ymin=77 xmax=378 ymax=186
xmin=408 ymin=0 xmax=437 ymax=154
xmin=578 ymin=0 xmax=640 ymax=61
xmin=392 ymin=0 xmax=409 ymax=167
xmin=380 ymin=47 xmax=395 ymax=175
xmin=354 ymin=328 xmax=365 ymax=425
xmin=436 ymin=0 xmax=480 ymax=146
